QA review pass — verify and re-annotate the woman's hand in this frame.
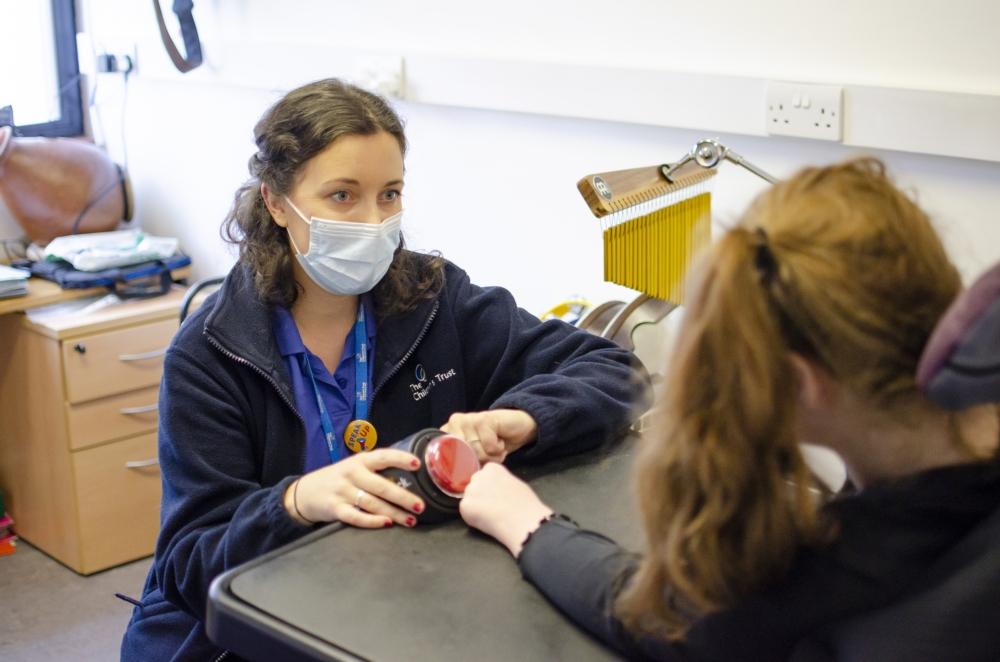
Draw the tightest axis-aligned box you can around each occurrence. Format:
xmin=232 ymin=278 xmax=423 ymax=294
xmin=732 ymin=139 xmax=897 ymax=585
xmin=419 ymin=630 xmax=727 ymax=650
xmin=284 ymin=449 xmax=425 ymax=528
xmin=440 ymin=408 xmax=538 ymax=463
xmin=459 ymin=463 xmax=552 ymax=558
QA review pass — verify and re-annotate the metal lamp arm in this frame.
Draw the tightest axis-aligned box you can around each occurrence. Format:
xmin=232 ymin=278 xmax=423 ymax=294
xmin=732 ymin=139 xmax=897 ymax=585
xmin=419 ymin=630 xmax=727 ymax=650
xmin=722 ymin=148 xmax=778 ymax=184
xmin=660 ymin=138 xmax=778 ymax=185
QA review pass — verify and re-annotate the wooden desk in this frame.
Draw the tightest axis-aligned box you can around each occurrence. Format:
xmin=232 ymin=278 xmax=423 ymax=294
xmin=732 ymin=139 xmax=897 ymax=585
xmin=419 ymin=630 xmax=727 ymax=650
xmin=0 ymin=284 xmax=190 ymax=573
xmin=0 ymin=269 xmax=191 ymax=316
xmin=207 ymin=437 xmax=641 ymax=661
xmin=0 ymin=277 xmax=108 ymax=315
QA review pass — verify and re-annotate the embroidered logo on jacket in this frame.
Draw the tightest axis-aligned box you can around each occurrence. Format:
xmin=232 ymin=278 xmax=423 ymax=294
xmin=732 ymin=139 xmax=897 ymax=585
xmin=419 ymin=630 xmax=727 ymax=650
xmin=409 ymin=365 xmax=457 ymax=401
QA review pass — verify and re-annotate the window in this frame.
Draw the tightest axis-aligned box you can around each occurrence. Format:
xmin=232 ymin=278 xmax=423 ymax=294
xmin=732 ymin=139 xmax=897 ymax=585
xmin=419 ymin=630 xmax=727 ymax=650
xmin=0 ymin=0 xmax=83 ymax=137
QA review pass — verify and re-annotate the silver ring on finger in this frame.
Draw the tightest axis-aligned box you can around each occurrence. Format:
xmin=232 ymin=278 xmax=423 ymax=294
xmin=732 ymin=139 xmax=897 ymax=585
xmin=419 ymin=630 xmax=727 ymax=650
xmin=354 ymin=488 xmax=367 ymax=509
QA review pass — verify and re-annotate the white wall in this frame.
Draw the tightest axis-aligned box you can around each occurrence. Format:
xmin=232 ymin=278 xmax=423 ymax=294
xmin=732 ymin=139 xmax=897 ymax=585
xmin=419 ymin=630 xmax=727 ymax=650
xmin=3 ymin=0 xmax=999 ymax=315
xmin=194 ymin=0 xmax=1000 ymax=94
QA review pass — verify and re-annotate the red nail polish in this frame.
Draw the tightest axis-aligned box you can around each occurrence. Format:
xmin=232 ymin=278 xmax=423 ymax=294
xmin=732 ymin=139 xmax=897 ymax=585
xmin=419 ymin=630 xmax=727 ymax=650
xmin=410 ymin=459 xmax=420 ymax=469
xmin=413 ymin=503 xmax=423 ymax=513
xmin=383 ymin=520 xmax=393 ymax=528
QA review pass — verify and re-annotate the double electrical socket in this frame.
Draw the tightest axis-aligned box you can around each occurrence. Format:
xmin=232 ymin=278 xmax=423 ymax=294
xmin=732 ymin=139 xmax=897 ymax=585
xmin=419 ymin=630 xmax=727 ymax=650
xmin=95 ymin=44 xmax=138 ymax=75
xmin=766 ymin=81 xmax=843 ymax=142
xmin=96 ymin=52 xmax=135 ymax=74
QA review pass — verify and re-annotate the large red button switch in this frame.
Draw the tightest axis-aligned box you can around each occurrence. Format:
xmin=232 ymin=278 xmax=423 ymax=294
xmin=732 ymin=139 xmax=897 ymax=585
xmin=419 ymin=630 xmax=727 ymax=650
xmin=424 ymin=435 xmax=480 ymax=497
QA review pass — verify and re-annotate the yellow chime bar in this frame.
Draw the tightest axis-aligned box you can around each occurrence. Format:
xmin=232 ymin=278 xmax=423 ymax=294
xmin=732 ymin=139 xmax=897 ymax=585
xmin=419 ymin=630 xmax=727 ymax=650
xmin=578 ymin=160 xmax=716 ymax=305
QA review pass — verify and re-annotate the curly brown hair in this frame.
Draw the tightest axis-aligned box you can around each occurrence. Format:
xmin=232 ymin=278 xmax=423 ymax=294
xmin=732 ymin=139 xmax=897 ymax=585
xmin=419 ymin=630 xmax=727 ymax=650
xmin=221 ymin=78 xmax=444 ymax=318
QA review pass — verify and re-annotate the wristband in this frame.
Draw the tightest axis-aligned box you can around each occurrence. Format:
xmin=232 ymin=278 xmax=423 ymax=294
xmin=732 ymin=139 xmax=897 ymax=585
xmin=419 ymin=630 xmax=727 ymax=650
xmin=292 ymin=478 xmax=316 ymax=525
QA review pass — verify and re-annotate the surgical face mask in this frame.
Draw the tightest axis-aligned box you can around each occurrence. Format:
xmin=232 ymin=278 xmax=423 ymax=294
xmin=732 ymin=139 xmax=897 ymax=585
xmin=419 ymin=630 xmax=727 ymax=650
xmin=284 ymin=197 xmax=402 ymax=295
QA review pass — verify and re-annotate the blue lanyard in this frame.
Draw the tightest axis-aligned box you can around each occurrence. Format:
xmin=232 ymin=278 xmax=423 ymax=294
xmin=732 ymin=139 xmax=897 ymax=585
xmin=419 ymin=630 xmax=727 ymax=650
xmin=353 ymin=303 xmax=369 ymax=421
xmin=301 ymin=304 xmax=369 ymax=463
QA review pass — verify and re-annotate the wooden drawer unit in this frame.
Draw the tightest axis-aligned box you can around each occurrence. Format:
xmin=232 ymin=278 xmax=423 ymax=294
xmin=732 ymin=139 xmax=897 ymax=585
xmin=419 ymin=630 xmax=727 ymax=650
xmin=0 ymin=288 xmax=187 ymax=574
xmin=62 ymin=318 xmax=175 ymax=403
xmin=66 ymin=385 xmax=160 ymax=451
xmin=74 ymin=432 xmax=161 ymax=574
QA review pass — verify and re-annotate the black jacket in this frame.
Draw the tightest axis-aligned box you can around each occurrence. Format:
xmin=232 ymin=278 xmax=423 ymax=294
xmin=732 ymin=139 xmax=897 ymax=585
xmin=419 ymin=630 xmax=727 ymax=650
xmin=518 ymin=457 xmax=1000 ymax=661
xmin=121 ymin=255 xmax=649 ymax=661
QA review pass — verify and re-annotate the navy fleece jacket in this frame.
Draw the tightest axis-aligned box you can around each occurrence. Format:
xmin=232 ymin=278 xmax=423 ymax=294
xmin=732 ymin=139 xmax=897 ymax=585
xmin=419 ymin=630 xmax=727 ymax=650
xmin=121 ymin=254 xmax=649 ymax=661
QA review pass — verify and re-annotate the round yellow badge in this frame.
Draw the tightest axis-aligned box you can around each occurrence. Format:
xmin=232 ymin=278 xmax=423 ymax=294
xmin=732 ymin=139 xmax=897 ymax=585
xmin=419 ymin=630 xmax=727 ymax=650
xmin=344 ymin=419 xmax=377 ymax=453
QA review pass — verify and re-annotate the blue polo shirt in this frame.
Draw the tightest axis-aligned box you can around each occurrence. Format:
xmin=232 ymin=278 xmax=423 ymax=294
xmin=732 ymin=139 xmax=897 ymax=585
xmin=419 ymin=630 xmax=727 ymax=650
xmin=271 ymin=298 xmax=377 ymax=472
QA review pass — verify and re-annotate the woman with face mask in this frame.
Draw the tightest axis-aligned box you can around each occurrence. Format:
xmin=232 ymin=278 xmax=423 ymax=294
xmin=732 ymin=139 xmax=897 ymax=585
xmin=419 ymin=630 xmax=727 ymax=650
xmin=120 ymin=78 xmax=649 ymax=661
xmin=459 ymin=158 xmax=1000 ymax=660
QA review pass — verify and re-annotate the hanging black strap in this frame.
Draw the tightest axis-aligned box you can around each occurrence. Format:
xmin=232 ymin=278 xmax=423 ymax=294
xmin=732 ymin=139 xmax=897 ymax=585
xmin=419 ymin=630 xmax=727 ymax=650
xmin=153 ymin=0 xmax=203 ymax=73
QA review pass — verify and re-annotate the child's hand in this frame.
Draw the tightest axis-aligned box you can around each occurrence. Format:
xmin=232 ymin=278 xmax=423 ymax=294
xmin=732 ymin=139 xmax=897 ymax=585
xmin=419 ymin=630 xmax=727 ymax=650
xmin=440 ymin=408 xmax=538 ymax=464
xmin=459 ymin=463 xmax=552 ymax=558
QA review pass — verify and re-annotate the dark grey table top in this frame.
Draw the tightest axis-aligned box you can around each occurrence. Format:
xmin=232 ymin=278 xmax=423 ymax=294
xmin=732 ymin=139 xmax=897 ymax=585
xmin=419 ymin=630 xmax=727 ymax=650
xmin=208 ymin=435 xmax=641 ymax=661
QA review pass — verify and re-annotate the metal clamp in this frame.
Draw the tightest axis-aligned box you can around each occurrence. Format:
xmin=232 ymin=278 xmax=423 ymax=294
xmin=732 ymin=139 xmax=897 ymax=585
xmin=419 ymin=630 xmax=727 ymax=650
xmin=661 ymin=138 xmax=778 ymax=185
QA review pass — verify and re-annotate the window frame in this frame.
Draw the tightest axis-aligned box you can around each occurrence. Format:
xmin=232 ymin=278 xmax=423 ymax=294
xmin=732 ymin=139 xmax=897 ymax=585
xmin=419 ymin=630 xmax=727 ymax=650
xmin=14 ymin=0 xmax=84 ymax=138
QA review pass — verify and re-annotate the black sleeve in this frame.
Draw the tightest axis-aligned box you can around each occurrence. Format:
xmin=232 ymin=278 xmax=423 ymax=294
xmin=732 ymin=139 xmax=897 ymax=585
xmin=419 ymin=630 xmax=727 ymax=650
xmin=517 ymin=519 xmax=693 ymax=661
xmin=154 ymin=344 xmax=313 ymax=621
xmin=447 ymin=265 xmax=652 ymax=461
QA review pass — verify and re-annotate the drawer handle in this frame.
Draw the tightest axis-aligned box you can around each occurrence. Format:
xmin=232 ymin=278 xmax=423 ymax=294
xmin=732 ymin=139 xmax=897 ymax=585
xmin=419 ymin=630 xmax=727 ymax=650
xmin=125 ymin=458 xmax=160 ymax=469
xmin=118 ymin=347 xmax=168 ymax=362
xmin=119 ymin=403 xmax=159 ymax=415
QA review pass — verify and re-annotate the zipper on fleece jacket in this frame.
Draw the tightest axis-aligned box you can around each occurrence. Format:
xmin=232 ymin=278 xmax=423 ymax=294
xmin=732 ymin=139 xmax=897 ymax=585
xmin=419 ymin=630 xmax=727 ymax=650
xmin=369 ymin=300 xmax=440 ymax=416
xmin=205 ymin=333 xmax=305 ymax=427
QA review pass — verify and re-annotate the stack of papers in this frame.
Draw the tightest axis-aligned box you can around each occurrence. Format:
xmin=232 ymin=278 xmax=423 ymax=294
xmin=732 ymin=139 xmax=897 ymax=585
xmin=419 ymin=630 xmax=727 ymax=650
xmin=0 ymin=263 xmax=29 ymax=299
xmin=24 ymin=293 xmax=117 ymax=325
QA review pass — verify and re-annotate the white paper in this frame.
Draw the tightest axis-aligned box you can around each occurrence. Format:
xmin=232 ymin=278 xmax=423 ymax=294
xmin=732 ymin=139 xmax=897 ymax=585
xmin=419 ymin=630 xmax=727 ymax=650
xmin=0 ymin=264 xmax=30 ymax=282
